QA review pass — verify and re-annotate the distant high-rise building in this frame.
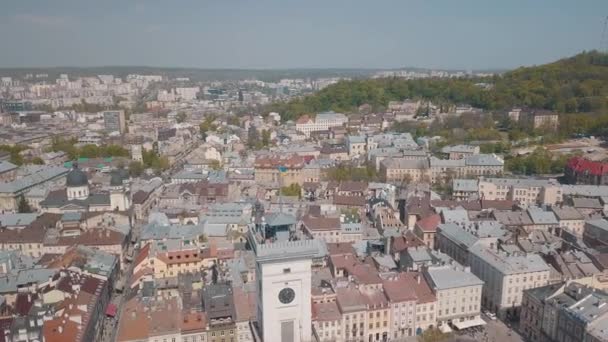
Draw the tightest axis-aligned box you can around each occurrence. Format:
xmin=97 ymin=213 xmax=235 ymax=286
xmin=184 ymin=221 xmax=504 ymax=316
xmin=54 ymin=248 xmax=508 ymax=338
xmin=103 ymin=110 xmax=126 ymax=134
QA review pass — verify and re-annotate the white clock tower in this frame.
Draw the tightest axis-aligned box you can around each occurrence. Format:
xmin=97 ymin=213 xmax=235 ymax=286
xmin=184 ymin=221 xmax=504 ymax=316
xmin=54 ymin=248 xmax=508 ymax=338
xmin=250 ymin=234 xmax=321 ymax=342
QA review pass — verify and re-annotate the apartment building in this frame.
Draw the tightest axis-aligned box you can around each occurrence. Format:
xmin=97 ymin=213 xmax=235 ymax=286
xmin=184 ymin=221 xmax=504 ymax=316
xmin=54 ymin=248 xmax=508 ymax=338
xmin=441 ymin=145 xmax=480 ymax=160
xmin=469 ymin=243 xmax=551 ymax=319
xmin=436 ymin=221 xmax=505 ymax=266
xmin=103 ymin=110 xmax=126 ymax=134
xmin=347 ymin=135 xmax=367 ymax=157
xmin=551 ymin=205 xmax=585 ymax=238
xmin=530 ymin=111 xmax=559 ymax=130
xmin=296 ymin=111 xmax=348 ymax=137
xmin=382 ymin=155 xmax=503 ymax=185
xmin=254 ymin=154 xmax=306 ymax=186
xmin=424 ymin=265 xmax=484 ymax=331
xmin=381 ymin=158 xmax=430 ymax=183
xmin=476 ymin=178 xmax=563 ymax=206
xmin=565 ymin=156 xmax=608 ymax=186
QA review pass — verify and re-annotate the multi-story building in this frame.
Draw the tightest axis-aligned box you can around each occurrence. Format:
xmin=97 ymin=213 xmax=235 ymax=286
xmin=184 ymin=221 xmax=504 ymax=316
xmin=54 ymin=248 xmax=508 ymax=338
xmin=347 ymin=135 xmax=367 ymax=157
xmin=382 ymin=155 xmax=503 ymax=185
xmin=149 ymin=242 xmax=207 ymax=279
xmin=312 ymin=301 xmax=343 ymax=342
xmin=475 ymin=177 xmax=563 ymax=206
xmin=551 ymin=205 xmax=585 ymax=238
xmin=424 ymin=265 xmax=484 ymax=331
xmin=296 ymin=111 xmax=348 ymax=137
xmin=336 ymin=287 xmax=368 ymax=341
xmin=103 ymin=110 xmax=126 ymax=134
xmin=469 ymin=243 xmax=551 ymax=319
xmin=413 ymin=214 xmax=441 ymax=249
xmin=565 ymin=156 xmax=608 ymax=186
xmin=254 ymin=154 xmax=306 ymax=186
xmin=584 ymin=219 xmax=608 ymax=247
xmin=382 ymin=273 xmax=418 ymax=339
xmin=436 ymin=221 xmax=505 ymax=266
xmin=440 ymin=145 xmax=480 ymax=160
xmin=529 ymin=111 xmax=559 ymax=130
xmin=204 ymin=283 xmax=237 ymax=342
xmin=381 ymin=158 xmax=430 ymax=183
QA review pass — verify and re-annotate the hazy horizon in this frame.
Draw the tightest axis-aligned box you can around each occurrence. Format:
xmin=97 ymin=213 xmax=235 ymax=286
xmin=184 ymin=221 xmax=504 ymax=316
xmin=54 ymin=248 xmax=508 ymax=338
xmin=1 ymin=0 xmax=607 ymax=70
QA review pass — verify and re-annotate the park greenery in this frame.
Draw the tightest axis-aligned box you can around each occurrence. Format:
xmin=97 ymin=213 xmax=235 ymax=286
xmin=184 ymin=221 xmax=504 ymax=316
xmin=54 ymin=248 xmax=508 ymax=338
xmin=0 ymin=145 xmax=27 ymax=165
xmin=325 ymin=162 xmax=379 ymax=182
xmin=51 ymin=137 xmax=130 ymax=159
xmin=505 ymin=148 xmax=579 ymax=175
xmin=267 ymin=51 xmax=608 ymax=125
xmin=199 ymin=115 xmax=218 ymax=139
xmin=17 ymin=195 xmax=32 ymax=213
xmin=281 ymin=183 xmax=302 ymax=198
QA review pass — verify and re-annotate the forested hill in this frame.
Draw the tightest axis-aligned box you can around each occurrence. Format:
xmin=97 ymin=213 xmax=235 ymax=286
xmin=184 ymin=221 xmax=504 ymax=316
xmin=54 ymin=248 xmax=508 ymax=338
xmin=267 ymin=51 xmax=608 ymax=122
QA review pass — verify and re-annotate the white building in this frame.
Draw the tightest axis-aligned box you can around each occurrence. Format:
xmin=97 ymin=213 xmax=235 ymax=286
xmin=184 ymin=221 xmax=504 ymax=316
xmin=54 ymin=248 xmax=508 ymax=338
xmin=251 ymin=231 xmax=322 ymax=342
xmin=424 ymin=265 xmax=485 ymax=331
xmin=468 ymin=243 xmax=551 ymax=319
xmin=295 ymin=111 xmax=348 ymax=137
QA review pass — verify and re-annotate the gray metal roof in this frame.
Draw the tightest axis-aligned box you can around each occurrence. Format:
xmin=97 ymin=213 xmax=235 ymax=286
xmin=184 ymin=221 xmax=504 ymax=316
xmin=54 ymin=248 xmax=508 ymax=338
xmin=426 ymin=265 xmax=484 ymax=290
xmin=527 ymin=208 xmax=558 ymax=225
xmin=465 ymin=154 xmax=504 ymax=166
xmin=0 ymin=213 xmax=39 ymax=227
xmin=469 ymin=244 xmax=551 ymax=275
xmin=0 ymin=166 xmax=68 ymax=194
xmin=452 ymin=179 xmax=478 ymax=192
xmin=0 ymin=161 xmax=17 ymax=174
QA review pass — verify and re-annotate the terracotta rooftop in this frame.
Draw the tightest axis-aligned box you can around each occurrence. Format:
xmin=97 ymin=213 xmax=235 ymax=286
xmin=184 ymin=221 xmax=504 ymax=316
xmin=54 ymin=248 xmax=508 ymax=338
xmin=312 ymin=301 xmax=342 ymax=321
xmin=180 ymin=311 xmax=207 ymax=334
xmin=391 ymin=231 xmax=425 ymax=254
xmin=567 ymin=156 xmax=608 ymax=176
xmin=415 ymin=214 xmax=441 ymax=233
xmin=327 ymin=242 xmax=356 ymax=256
xmin=333 ymin=195 xmax=367 ymax=207
xmin=302 ymin=215 xmax=340 ymax=231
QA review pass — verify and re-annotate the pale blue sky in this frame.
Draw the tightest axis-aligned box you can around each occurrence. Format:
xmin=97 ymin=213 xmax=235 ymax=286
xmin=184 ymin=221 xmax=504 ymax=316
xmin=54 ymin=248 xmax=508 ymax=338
xmin=1 ymin=0 xmax=607 ymax=69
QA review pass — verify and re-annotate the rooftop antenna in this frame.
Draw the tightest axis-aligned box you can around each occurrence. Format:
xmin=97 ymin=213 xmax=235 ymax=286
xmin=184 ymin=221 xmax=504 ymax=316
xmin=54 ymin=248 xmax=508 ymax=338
xmin=601 ymin=16 xmax=608 ymax=53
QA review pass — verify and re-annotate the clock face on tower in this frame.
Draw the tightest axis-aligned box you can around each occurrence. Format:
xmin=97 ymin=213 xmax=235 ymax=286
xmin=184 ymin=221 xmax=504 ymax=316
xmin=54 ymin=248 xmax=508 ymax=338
xmin=278 ymin=287 xmax=295 ymax=304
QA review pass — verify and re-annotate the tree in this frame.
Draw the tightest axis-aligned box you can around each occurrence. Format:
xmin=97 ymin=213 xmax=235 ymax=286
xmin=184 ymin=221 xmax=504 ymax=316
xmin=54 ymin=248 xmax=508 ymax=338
xmin=417 ymin=327 xmax=452 ymax=342
xmin=281 ymin=183 xmax=302 ymax=198
xmin=30 ymin=157 xmax=44 ymax=165
xmin=209 ymin=160 xmax=222 ymax=171
xmin=17 ymin=195 xmax=32 ymax=213
xmin=261 ymin=129 xmax=271 ymax=147
xmin=176 ymin=111 xmax=187 ymax=123
xmin=264 ymin=51 xmax=608 ymax=122
xmin=128 ymin=161 xmax=144 ymax=177
xmin=199 ymin=116 xmax=218 ymax=139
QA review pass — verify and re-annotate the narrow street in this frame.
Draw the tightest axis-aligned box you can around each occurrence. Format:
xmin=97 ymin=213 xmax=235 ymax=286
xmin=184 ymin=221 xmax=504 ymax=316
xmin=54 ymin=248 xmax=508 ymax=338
xmin=96 ymin=222 xmax=143 ymax=342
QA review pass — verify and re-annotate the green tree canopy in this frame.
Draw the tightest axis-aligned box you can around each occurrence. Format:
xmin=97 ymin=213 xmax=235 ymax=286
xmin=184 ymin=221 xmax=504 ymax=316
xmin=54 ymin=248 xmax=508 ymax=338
xmin=17 ymin=195 xmax=32 ymax=213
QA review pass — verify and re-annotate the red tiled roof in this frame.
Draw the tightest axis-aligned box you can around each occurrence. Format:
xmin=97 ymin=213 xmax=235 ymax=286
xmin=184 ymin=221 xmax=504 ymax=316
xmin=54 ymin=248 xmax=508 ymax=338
xmin=333 ymin=195 xmax=366 ymax=207
xmin=296 ymin=115 xmax=312 ymax=124
xmin=312 ymin=301 xmax=342 ymax=321
xmin=327 ymin=243 xmax=356 ymax=256
xmin=415 ymin=214 xmax=441 ymax=232
xmin=391 ymin=231 xmax=425 ymax=253
xmin=302 ymin=215 xmax=340 ymax=231
xmin=567 ymin=156 xmax=608 ymax=176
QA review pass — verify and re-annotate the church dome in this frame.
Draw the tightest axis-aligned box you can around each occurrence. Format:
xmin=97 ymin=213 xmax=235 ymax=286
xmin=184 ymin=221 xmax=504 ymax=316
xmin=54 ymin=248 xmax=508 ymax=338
xmin=66 ymin=165 xmax=88 ymax=187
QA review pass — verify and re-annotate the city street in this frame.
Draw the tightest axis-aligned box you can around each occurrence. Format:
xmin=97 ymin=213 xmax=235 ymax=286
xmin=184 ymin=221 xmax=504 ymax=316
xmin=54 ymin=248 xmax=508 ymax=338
xmin=97 ymin=222 xmax=143 ymax=342
xmin=447 ymin=318 xmax=523 ymax=342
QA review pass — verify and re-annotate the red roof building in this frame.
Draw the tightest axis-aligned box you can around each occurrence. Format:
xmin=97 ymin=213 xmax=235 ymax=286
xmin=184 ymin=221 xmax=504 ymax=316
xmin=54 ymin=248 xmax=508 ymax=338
xmin=565 ymin=157 xmax=608 ymax=185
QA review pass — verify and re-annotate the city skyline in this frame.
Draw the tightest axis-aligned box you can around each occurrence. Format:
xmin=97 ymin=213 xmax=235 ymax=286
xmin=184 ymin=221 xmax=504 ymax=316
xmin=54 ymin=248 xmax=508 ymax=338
xmin=1 ymin=0 xmax=607 ymax=70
